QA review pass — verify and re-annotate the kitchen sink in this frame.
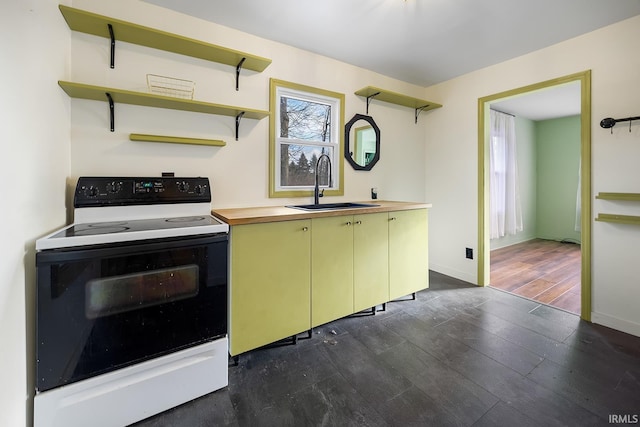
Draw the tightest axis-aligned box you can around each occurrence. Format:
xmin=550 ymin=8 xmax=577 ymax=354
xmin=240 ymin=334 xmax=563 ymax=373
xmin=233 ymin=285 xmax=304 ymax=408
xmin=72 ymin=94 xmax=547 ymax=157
xmin=286 ymin=202 xmax=380 ymax=211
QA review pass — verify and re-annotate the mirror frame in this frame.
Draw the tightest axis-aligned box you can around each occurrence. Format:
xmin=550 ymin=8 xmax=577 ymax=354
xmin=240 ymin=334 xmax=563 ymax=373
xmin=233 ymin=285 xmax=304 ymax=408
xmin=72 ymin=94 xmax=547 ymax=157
xmin=344 ymin=113 xmax=380 ymax=171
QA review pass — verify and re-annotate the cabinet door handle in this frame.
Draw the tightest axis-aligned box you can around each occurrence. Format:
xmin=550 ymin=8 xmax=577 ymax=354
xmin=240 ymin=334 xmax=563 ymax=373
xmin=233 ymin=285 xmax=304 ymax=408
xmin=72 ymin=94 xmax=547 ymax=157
xmin=345 ymin=221 xmax=352 ymax=226
xmin=390 ymin=217 xmax=397 ymax=221
xmin=302 ymin=226 xmax=308 ymax=232
xmin=355 ymin=220 xmax=362 ymax=225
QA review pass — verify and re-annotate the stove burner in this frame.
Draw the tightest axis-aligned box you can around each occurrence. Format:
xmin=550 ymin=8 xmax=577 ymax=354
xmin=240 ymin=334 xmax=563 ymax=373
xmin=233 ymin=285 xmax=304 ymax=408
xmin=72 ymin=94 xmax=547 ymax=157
xmin=87 ymin=222 xmax=128 ymax=228
xmin=74 ymin=227 xmax=130 ymax=235
xmin=165 ymin=216 xmax=206 ymax=223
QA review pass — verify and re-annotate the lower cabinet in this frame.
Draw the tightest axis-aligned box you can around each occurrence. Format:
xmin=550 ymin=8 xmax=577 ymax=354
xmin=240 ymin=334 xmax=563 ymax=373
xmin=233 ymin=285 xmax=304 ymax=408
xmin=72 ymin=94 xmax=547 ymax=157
xmin=311 ymin=216 xmax=354 ymax=328
xmin=228 ymin=209 xmax=429 ymax=355
xmin=228 ymin=219 xmax=311 ymax=356
xmin=389 ymin=209 xmax=429 ymax=300
xmin=353 ymin=212 xmax=390 ymax=312
xmin=311 ymin=212 xmax=390 ymax=325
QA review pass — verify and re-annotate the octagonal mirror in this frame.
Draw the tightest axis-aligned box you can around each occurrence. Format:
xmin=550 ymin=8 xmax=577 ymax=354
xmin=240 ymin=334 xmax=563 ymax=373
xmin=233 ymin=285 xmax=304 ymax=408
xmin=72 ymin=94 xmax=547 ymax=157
xmin=345 ymin=114 xmax=380 ymax=171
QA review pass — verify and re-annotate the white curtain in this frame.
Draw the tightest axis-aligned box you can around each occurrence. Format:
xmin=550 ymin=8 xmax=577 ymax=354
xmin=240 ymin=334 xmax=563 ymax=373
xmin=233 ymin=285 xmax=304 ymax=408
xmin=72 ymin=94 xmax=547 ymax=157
xmin=489 ymin=110 xmax=523 ymax=239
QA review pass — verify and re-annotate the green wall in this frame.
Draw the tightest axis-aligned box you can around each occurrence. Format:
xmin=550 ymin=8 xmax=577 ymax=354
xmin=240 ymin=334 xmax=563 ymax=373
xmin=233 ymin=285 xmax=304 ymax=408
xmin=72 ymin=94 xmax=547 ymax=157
xmin=491 ymin=114 xmax=581 ymax=249
xmin=536 ymin=115 xmax=581 ymax=243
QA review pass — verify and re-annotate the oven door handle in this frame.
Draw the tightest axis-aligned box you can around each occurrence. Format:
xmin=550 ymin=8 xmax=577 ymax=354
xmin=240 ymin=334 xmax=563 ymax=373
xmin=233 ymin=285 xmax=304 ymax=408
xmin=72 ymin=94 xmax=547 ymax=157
xmin=36 ymin=233 xmax=228 ymax=264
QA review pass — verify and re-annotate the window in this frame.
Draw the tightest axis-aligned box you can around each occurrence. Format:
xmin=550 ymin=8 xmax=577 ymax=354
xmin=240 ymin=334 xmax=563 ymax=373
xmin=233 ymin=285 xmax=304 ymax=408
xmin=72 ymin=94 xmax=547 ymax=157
xmin=269 ymin=79 xmax=344 ymax=198
xmin=489 ymin=109 xmax=522 ymax=239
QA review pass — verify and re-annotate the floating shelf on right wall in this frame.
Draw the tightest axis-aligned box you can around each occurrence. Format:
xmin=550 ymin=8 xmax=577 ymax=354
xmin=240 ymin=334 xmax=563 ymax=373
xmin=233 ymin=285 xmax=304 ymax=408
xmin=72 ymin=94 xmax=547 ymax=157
xmin=595 ymin=213 xmax=640 ymax=225
xmin=355 ymin=86 xmax=442 ymax=123
xmin=595 ymin=193 xmax=640 ymax=225
xmin=596 ymin=192 xmax=640 ymax=201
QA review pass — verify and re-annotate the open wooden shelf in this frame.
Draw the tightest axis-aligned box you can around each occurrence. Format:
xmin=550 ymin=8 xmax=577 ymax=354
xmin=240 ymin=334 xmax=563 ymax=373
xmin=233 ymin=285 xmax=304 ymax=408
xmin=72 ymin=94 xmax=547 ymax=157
xmin=59 ymin=81 xmax=269 ymax=119
xmin=130 ymin=134 xmax=226 ymax=146
xmin=355 ymin=86 xmax=442 ymax=122
xmin=355 ymin=86 xmax=442 ymax=110
xmin=59 ymin=5 xmax=272 ymax=73
xmin=596 ymin=192 xmax=640 ymax=201
xmin=595 ymin=213 xmax=640 ymax=225
xmin=59 ymin=81 xmax=268 ymax=139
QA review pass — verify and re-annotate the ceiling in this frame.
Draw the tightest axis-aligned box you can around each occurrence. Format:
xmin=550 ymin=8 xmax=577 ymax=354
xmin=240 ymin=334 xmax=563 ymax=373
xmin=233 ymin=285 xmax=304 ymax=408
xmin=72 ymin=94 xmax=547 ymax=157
xmin=491 ymin=81 xmax=582 ymax=121
xmin=142 ymin=0 xmax=639 ymax=120
xmin=143 ymin=0 xmax=640 ymax=88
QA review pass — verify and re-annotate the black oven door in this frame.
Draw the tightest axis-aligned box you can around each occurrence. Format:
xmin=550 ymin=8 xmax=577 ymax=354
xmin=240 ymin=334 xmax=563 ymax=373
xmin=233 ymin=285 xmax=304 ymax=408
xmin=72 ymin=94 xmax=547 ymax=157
xmin=35 ymin=233 xmax=228 ymax=393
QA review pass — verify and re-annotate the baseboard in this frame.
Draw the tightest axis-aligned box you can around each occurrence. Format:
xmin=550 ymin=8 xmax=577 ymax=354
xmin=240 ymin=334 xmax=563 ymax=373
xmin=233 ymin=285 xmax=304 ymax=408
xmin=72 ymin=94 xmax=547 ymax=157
xmin=591 ymin=312 xmax=640 ymax=338
xmin=489 ymin=235 xmax=537 ymax=251
xmin=429 ymin=263 xmax=477 ymax=285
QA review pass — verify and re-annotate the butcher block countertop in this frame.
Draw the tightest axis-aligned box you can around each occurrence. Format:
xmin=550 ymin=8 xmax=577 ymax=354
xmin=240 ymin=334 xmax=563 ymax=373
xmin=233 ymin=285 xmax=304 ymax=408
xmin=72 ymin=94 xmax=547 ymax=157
xmin=212 ymin=200 xmax=432 ymax=226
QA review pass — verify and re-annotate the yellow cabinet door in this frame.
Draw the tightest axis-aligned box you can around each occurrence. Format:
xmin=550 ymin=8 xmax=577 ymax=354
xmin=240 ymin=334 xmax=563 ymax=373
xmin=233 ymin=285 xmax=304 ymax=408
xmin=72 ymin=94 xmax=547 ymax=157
xmin=311 ymin=215 xmax=354 ymax=328
xmin=353 ymin=212 xmax=389 ymax=312
xmin=229 ymin=220 xmax=311 ymax=356
xmin=389 ymin=209 xmax=429 ymax=300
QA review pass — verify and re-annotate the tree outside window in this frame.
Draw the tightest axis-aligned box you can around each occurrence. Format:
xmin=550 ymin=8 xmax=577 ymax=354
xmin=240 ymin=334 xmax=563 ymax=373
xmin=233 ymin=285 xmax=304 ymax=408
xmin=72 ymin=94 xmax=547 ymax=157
xmin=269 ymin=79 xmax=344 ymax=198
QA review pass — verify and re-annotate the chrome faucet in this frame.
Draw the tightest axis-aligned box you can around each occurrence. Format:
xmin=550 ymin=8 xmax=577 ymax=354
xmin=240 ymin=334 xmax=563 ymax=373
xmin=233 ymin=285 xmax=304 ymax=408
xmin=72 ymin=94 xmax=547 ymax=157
xmin=314 ymin=154 xmax=332 ymax=205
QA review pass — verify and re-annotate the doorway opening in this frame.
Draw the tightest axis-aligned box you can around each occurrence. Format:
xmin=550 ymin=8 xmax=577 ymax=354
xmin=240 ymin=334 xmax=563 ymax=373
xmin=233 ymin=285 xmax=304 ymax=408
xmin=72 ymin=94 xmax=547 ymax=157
xmin=477 ymin=71 xmax=592 ymax=321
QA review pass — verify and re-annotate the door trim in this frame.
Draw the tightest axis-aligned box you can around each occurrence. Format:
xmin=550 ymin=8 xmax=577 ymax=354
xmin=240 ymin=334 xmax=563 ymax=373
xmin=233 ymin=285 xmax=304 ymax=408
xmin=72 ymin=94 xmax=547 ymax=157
xmin=477 ymin=70 xmax=592 ymax=321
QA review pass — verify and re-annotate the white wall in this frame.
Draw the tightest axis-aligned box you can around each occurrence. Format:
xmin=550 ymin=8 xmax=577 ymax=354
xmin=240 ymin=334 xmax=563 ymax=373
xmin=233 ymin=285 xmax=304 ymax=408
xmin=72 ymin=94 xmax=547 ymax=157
xmin=2 ymin=1 xmax=430 ymax=424
xmin=424 ymin=15 xmax=640 ymax=336
xmin=0 ymin=0 xmax=71 ymax=425
xmin=69 ymin=0 xmax=429 ymax=209
xmin=4 ymin=3 xmax=640 ymax=425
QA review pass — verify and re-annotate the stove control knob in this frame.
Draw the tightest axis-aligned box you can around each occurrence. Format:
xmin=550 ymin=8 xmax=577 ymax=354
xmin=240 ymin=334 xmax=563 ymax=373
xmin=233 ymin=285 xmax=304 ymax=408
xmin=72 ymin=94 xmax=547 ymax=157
xmin=85 ymin=186 xmax=99 ymax=197
xmin=178 ymin=181 xmax=190 ymax=192
xmin=194 ymin=185 xmax=204 ymax=195
xmin=107 ymin=181 xmax=122 ymax=194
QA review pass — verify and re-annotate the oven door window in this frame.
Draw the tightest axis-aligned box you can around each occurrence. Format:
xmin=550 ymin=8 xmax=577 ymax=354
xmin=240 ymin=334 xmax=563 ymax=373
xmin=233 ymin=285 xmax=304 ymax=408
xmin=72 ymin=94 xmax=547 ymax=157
xmin=86 ymin=264 xmax=199 ymax=319
xmin=36 ymin=234 xmax=228 ymax=392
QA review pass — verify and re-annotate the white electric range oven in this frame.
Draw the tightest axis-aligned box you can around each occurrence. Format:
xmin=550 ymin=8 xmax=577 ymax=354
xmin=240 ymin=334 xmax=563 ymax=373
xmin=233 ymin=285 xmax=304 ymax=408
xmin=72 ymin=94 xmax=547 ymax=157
xmin=34 ymin=176 xmax=229 ymax=427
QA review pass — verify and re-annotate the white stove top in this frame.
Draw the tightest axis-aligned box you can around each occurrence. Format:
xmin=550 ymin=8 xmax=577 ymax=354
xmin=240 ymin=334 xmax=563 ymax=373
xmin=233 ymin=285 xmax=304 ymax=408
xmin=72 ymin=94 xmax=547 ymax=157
xmin=36 ymin=176 xmax=229 ymax=251
xmin=36 ymin=214 xmax=228 ymax=251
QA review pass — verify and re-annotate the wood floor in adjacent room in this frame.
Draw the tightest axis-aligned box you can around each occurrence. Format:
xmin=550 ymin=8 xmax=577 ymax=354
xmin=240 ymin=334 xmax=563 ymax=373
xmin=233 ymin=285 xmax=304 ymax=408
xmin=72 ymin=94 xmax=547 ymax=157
xmin=490 ymin=238 xmax=581 ymax=314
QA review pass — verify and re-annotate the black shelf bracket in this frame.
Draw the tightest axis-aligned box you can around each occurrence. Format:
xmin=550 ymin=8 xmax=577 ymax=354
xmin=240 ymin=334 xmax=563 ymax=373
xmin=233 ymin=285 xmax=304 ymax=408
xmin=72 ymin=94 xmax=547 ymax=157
xmin=235 ymin=111 xmax=245 ymax=141
xmin=365 ymin=92 xmax=380 ymax=115
xmin=108 ymin=24 xmax=115 ymax=69
xmin=106 ymin=92 xmax=114 ymax=132
xmin=415 ymin=105 xmax=430 ymax=124
xmin=600 ymin=115 xmax=640 ymax=134
xmin=235 ymin=57 xmax=246 ymax=91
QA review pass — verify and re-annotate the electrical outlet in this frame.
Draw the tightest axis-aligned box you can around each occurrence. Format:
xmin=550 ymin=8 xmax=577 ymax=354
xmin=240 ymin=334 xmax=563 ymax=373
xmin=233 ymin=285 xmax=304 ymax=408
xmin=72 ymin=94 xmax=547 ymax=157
xmin=466 ymin=247 xmax=473 ymax=259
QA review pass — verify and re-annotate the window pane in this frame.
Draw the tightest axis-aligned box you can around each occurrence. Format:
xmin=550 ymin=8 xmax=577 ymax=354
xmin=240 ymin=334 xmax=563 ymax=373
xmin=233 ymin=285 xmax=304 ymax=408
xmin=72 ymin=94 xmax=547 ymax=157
xmin=280 ymin=97 xmax=332 ymax=142
xmin=279 ymin=144 xmax=334 ymax=187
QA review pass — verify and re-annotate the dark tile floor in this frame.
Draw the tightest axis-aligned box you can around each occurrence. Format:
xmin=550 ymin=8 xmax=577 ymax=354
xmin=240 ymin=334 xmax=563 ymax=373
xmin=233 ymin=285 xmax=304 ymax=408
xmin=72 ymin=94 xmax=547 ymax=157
xmin=133 ymin=271 xmax=640 ymax=426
